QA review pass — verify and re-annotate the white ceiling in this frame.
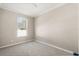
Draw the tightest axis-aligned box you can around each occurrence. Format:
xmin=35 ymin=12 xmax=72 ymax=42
xmin=0 ymin=3 xmax=65 ymax=17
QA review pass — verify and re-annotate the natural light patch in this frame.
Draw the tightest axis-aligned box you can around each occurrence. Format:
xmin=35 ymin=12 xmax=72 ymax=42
xmin=17 ymin=29 xmax=27 ymax=37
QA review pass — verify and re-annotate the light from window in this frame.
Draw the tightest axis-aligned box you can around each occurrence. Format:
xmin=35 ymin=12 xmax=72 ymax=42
xmin=17 ymin=16 xmax=28 ymax=37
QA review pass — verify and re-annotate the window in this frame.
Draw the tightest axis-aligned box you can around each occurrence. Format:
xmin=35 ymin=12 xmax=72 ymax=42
xmin=17 ymin=15 xmax=28 ymax=37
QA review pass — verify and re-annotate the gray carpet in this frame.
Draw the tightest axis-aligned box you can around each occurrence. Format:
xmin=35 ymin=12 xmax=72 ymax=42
xmin=0 ymin=41 xmax=72 ymax=56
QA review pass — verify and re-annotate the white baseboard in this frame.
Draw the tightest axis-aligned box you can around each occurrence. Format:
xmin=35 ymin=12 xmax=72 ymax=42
xmin=0 ymin=40 xmax=33 ymax=49
xmin=36 ymin=40 xmax=73 ymax=54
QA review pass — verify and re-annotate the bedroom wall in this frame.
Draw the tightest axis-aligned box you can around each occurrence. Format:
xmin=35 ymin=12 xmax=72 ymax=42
xmin=0 ymin=8 xmax=34 ymax=47
xmin=78 ymin=4 xmax=79 ymax=54
xmin=35 ymin=4 xmax=78 ymax=53
xmin=0 ymin=9 xmax=2 ymax=41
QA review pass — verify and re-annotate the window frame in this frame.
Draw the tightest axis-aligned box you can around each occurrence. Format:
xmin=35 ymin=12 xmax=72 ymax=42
xmin=16 ymin=15 xmax=28 ymax=37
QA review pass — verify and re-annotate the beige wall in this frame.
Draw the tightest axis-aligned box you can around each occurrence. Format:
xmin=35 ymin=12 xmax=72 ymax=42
xmin=35 ymin=4 xmax=78 ymax=53
xmin=0 ymin=9 xmax=2 ymax=40
xmin=78 ymin=4 xmax=79 ymax=53
xmin=0 ymin=9 xmax=34 ymax=47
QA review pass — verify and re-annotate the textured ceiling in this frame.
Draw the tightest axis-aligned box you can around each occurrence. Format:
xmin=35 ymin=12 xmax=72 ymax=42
xmin=0 ymin=3 xmax=65 ymax=17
